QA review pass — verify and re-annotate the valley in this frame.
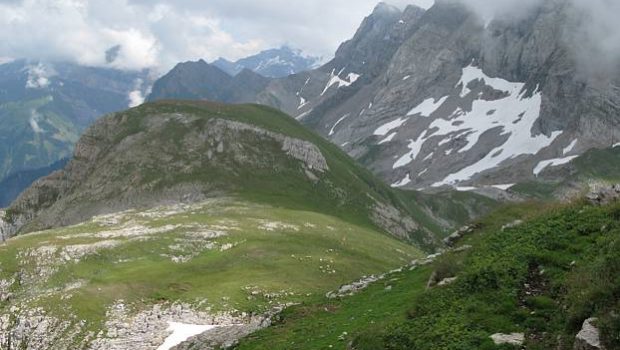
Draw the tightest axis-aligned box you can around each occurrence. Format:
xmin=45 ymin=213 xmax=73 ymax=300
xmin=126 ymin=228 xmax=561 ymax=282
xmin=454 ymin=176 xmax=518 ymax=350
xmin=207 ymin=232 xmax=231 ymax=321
xmin=0 ymin=0 xmax=619 ymax=349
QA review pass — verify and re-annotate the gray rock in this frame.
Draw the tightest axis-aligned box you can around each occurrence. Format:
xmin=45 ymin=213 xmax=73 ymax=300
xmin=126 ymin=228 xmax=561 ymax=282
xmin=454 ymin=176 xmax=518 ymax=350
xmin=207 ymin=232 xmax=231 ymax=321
xmin=575 ymin=318 xmax=605 ymax=350
xmin=490 ymin=333 xmax=525 ymax=346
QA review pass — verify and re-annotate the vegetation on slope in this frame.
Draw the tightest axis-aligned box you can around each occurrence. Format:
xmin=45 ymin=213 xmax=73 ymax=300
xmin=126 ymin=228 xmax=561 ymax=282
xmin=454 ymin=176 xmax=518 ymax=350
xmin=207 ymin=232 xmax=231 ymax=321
xmin=0 ymin=199 xmax=422 ymax=334
xmin=236 ymin=199 xmax=620 ymax=349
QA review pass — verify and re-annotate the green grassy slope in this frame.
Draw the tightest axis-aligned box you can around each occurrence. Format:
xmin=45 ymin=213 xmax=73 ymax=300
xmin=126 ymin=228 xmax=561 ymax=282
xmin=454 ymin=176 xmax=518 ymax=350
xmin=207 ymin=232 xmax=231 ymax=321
xmin=0 ymin=199 xmax=423 ymax=335
xmin=235 ymin=200 xmax=620 ymax=350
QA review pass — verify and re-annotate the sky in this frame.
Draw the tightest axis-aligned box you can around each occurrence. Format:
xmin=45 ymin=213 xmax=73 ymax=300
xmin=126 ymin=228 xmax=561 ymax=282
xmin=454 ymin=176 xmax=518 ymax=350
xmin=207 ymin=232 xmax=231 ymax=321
xmin=0 ymin=0 xmax=434 ymax=72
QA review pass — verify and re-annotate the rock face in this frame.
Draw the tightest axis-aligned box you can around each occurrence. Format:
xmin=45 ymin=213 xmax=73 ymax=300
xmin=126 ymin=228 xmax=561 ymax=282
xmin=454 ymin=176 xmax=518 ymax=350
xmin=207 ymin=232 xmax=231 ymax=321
xmin=148 ymin=0 xmax=620 ymax=190
xmin=575 ymin=318 xmax=604 ymax=350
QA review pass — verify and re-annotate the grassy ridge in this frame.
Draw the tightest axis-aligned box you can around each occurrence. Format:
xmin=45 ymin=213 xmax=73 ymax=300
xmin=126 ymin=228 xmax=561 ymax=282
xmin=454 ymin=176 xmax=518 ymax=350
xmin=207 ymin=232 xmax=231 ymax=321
xmin=64 ymin=100 xmax=488 ymax=247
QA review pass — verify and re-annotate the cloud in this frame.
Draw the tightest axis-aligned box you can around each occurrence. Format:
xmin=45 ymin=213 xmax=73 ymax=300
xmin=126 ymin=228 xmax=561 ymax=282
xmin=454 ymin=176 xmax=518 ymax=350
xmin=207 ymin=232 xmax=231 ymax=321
xmin=24 ymin=62 xmax=55 ymax=89
xmin=459 ymin=0 xmax=620 ymax=81
xmin=0 ymin=0 xmax=433 ymax=72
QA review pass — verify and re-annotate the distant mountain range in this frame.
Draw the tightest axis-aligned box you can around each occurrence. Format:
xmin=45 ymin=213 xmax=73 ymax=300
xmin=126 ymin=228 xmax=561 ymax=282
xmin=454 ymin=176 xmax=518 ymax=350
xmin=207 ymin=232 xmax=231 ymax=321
xmin=212 ymin=46 xmax=321 ymax=78
xmin=148 ymin=1 xmax=620 ymax=192
xmin=0 ymin=60 xmax=152 ymax=206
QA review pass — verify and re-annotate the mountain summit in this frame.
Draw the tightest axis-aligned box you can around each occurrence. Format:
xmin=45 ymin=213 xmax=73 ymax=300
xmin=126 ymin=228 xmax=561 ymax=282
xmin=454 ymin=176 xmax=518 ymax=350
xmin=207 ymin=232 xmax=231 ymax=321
xmin=213 ymin=46 xmax=321 ymax=78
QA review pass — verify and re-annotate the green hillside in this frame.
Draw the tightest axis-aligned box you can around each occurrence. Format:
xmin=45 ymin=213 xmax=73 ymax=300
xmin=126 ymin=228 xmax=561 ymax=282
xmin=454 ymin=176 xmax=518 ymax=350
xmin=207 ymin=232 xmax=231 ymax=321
xmin=236 ymin=199 xmax=620 ymax=349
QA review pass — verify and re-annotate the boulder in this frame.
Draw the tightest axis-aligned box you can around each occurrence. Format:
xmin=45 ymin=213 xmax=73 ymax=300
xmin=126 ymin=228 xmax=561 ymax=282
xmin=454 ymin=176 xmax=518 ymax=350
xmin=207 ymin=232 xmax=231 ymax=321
xmin=574 ymin=318 xmax=604 ymax=350
xmin=490 ymin=333 xmax=524 ymax=346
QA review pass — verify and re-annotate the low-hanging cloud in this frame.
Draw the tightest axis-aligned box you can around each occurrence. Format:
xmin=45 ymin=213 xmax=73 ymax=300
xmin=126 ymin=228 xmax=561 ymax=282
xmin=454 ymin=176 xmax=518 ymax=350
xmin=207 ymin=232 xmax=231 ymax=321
xmin=459 ymin=0 xmax=620 ymax=81
xmin=0 ymin=0 xmax=432 ymax=73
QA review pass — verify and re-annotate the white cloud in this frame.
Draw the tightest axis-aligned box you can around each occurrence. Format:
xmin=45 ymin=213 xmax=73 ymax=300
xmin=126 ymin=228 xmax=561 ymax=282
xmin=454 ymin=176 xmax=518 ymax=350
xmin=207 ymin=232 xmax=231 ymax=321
xmin=24 ymin=62 xmax=55 ymax=89
xmin=0 ymin=0 xmax=433 ymax=72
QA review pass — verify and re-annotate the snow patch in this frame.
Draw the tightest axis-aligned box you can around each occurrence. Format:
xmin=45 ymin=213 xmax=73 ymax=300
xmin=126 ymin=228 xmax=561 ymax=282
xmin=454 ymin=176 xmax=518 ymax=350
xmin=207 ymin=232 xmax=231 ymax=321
xmin=157 ymin=322 xmax=217 ymax=350
xmin=393 ymin=131 xmax=428 ymax=168
xmin=296 ymin=109 xmax=312 ymax=120
xmin=379 ymin=132 xmax=397 ymax=144
xmin=455 ymin=186 xmax=477 ymax=192
xmin=492 ymin=184 xmax=515 ymax=191
xmin=391 ymin=174 xmax=411 ymax=188
xmin=406 ymin=96 xmax=448 ymax=117
xmin=374 ymin=117 xmax=408 ymax=137
xmin=321 ymin=69 xmax=360 ymax=95
xmin=422 ymin=64 xmax=561 ymax=185
xmin=563 ymin=139 xmax=578 ymax=155
xmin=329 ymin=114 xmax=349 ymax=136
xmin=533 ymin=156 xmax=578 ymax=176
xmin=402 ymin=75 xmax=411 ymax=81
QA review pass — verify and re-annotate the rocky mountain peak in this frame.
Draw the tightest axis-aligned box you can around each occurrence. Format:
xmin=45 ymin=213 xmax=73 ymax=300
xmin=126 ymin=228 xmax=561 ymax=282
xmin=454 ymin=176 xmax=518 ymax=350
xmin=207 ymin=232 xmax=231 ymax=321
xmin=372 ymin=2 xmax=401 ymax=15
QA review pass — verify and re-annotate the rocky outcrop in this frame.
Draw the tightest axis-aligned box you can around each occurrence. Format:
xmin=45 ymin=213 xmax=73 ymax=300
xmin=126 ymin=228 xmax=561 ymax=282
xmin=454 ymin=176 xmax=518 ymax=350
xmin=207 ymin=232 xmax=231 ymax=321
xmin=574 ymin=318 xmax=605 ymax=350
xmin=5 ymin=108 xmax=332 ymax=237
xmin=587 ymin=184 xmax=620 ymax=206
xmin=490 ymin=333 xmax=525 ymax=346
xmin=443 ymin=224 xmax=477 ymax=247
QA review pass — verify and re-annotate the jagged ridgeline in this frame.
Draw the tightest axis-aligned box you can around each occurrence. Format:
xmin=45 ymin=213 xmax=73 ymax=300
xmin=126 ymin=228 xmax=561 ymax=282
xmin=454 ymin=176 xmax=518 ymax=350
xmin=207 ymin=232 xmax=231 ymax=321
xmin=0 ymin=100 xmax=494 ymax=348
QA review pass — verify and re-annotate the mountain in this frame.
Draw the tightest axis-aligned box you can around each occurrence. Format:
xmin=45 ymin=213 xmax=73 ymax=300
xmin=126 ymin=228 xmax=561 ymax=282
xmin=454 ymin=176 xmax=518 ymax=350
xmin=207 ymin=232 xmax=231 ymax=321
xmin=0 ymin=60 xmax=152 ymax=199
xmin=147 ymin=60 xmax=269 ymax=104
xmin=213 ymin=46 xmax=321 ymax=78
xmin=0 ymin=100 xmax=495 ymax=349
xmin=1 ymin=100 xmax=476 ymax=246
xmin=148 ymin=0 xmax=620 ymax=193
xmin=0 ymin=158 xmax=68 ymax=208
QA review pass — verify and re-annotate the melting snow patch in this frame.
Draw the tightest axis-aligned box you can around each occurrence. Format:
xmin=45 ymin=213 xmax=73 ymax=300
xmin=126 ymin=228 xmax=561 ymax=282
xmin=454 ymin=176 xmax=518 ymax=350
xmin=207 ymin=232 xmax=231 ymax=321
xmin=379 ymin=132 xmax=397 ymax=144
xmin=492 ymin=184 xmax=515 ymax=191
xmin=321 ymin=69 xmax=359 ymax=95
xmin=533 ymin=156 xmax=578 ymax=176
xmin=329 ymin=114 xmax=350 ymax=136
xmin=455 ymin=186 xmax=477 ymax=192
xmin=391 ymin=174 xmax=411 ymax=188
xmin=296 ymin=109 xmax=312 ymax=120
xmin=297 ymin=96 xmax=307 ymax=109
xmin=424 ymin=64 xmax=561 ymax=186
xmin=406 ymin=96 xmax=448 ymax=117
xmin=393 ymin=131 xmax=428 ymax=168
xmin=157 ymin=322 xmax=217 ymax=350
xmin=563 ymin=139 xmax=578 ymax=155
xmin=402 ymin=75 xmax=411 ymax=81
xmin=614 ymin=143 xmax=620 ymax=148
xmin=374 ymin=117 xmax=408 ymax=137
